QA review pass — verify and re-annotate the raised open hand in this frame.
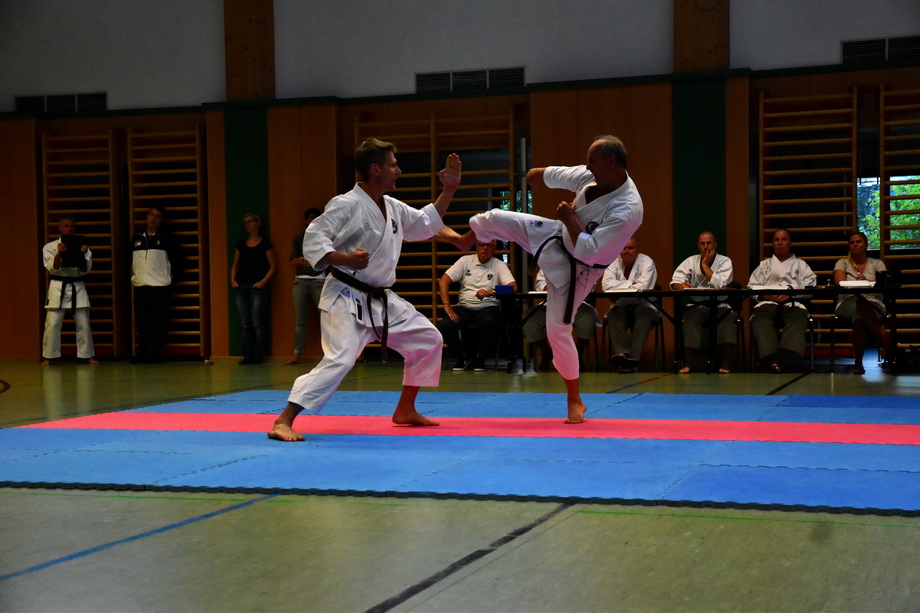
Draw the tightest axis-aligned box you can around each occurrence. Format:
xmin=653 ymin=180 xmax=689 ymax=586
xmin=438 ymin=153 xmax=462 ymax=190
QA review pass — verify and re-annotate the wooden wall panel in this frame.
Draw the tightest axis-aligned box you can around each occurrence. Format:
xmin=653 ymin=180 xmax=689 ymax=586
xmin=224 ymin=0 xmax=275 ymax=101
xmin=622 ymin=83 xmax=674 ymax=287
xmin=267 ymin=103 xmax=338 ymax=359
xmin=725 ymin=76 xmax=752 ymax=284
xmin=267 ymin=106 xmax=303 ymax=360
xmin=529 ymin=90 xmax=582 ymax=217
xmin=0 ymin=119 xmax=40 ymax=358
xmin=673 ymin=0 xmax=730 ymax=73
xmin=205 ymin=109 xmax=230 ymax=359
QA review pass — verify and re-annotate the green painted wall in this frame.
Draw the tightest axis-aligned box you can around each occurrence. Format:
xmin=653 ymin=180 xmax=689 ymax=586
xmin=224 ymin=107 xmax=271 ymax=357
xmin=672 ymin=78 xmax=726 ymax=266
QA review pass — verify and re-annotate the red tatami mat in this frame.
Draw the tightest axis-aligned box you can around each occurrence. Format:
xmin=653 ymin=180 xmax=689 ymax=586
xmin=21 ymin=412 xmax=920 ymax=445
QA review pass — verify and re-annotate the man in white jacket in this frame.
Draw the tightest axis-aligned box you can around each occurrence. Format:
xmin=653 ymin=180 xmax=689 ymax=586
xmin=268 ymin=139 xmax=461 ymax=442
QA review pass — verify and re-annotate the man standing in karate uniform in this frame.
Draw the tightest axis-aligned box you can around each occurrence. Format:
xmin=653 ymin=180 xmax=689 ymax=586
xmin=268 ymin=138 xmax=461 ymax=442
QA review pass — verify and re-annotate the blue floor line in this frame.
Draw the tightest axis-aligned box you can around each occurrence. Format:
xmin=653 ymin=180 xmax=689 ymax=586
xmin=0 ymin=494 xmax=277 ymax=582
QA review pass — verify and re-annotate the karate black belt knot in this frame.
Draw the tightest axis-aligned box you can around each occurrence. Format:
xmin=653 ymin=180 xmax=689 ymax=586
xmin=50 ymin=275 xmax=79 ymax=312
xmin=532 ymin=235 xmax=606 ymax=325
xmin=331 ymin=267 xmax=393 ymax=361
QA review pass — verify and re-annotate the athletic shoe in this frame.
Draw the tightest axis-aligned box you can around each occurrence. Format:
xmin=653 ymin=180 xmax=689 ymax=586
xmin=452 ymin=359 xmax=469 ymax=371
xmin=473 ymin=358 xmax=486 ymax=371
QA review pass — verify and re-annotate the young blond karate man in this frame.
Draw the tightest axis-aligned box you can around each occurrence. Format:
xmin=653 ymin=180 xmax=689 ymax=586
xmin=268 ymin=139 xmax=461 ymax=442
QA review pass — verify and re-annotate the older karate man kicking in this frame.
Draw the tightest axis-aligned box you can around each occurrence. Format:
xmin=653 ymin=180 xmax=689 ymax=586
xmin=441 ymin=135 xmax=643 ymax=423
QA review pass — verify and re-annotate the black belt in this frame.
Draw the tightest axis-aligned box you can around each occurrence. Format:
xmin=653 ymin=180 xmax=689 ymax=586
xmin=330 ymin=267 xmax=393 ymax=361
xmin=50 ymin=275 xmax=79 ymax=311
xmin=532 ymin=235 xmax=606 ymax=325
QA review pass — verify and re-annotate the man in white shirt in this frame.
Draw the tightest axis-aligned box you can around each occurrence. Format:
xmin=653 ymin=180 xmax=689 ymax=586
xmin=602 ymin=236 xmax=657 ymax=373
xmin=438 ymin=240 xmax=517 ymax=371
xmin=748 ymin=228 xmax=817 ymax=373
xmin=670 ymin=231 xmax=736 ymax=373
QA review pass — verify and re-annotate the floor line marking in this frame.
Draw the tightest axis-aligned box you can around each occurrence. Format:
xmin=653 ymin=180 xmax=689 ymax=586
xmin=767 ymin=371 xmax=811 ymax=395
xmin=365 ymin=503 xmax=574 ymax=613
xmin=0 ymin=494 xmax=277 ymax=582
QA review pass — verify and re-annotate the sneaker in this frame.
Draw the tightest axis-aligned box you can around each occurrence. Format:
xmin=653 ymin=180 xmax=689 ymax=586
xmin=452 ymin=359 xmax=468 ymax=371
xmin=510 ymin=359 xmax=524 ymax=375
xmin=473 ymin=358 xmax=486 ymax=372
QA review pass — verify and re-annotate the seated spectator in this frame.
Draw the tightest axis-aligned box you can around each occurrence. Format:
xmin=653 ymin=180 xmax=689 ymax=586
xmin=749 ymin=228 xmax=817 ymax=373
xmin=833 ymin=230 xmax=892 ymax=375
xmin=523 ymin=269 xmax=601 ymax=372
xmin=602 ymin=236 xmax=658 ymax=373
xmin=670 ymin=231 xmax=736 ymax=374
xmin=438 ymin=240 xmax=517 ymax=371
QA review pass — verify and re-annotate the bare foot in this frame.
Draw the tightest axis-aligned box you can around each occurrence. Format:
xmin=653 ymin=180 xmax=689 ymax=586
xmin=564 ymin=399 xmax=587 ymax=424
xmin=87 ymin=358 xmax=99 ymax=365
xmin=718 ymin=368 xmax=731 ymax=374
xmin=679 ymin=366 xmax=691 ymax=374
xmin=267 ymin=422 xmax=305 ymax=442
xmin=392 ymin=410 xmax=440 ymax=426
xmin=40 ymin=359 xmax=51 ymax=366
xmin=283 ymin=355 xmax=300 ymax=365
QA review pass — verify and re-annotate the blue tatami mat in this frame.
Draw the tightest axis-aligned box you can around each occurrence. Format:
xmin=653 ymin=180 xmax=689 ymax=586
xmin=2 ymin=391 xmax=920 ymax=515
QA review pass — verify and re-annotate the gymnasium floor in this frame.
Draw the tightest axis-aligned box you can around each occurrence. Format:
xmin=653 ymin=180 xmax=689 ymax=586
xmin=1 ymin=356 xmax=919 ymax=612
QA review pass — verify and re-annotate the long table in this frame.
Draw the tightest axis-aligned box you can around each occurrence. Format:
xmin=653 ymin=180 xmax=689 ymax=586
xmin=497 ymin=285 xmax=918 ymax=373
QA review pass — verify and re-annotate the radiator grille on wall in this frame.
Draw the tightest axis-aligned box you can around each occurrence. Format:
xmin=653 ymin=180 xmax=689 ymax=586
xmin=416 ymin=67 xmax=525 ymax=94
xmin=843 ymin=35 xmax=920 ymax=64
xmin=15 ymin=92 xmax=107 ymax=116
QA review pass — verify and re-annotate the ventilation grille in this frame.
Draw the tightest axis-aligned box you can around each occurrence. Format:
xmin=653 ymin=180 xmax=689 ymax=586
xmin=15 ymin=92 xmax=107 ymax=116
xmin=843 ymin=35 xmax=920 ymax=64
xmin=889 ymin=35 xmax=920 ymax=60
xmin=416 ymin=67 xmax=525 ymax=94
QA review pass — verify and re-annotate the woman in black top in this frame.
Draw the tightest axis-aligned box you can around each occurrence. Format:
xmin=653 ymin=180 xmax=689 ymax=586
xmin=230 ymin=213 xmax=276 ymax=364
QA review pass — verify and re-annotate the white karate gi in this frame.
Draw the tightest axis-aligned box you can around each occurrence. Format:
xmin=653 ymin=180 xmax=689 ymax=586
xmin=670 ymin=252 xmax=735 ymax=349
xmin=287 ymin=184 xmax=446 ymax=413
xmin=471 ymin=165 xmax=643 ymax=380
xmin=602 ymin=252 xmax=659 ymax=357
xmin=748 ymin=254 xmax=817 ymax=359
xmin=42 ymin=238 xmax=95 ymax=359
